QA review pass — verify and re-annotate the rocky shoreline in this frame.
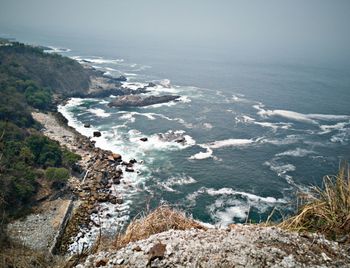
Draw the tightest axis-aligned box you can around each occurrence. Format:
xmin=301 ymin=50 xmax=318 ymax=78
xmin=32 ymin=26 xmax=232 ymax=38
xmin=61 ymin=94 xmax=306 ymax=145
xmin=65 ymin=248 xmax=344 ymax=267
xmin=32 ymin=110 xmax=140 ymax=254
xmin=21 ymin=57 xmax=184 ymax=255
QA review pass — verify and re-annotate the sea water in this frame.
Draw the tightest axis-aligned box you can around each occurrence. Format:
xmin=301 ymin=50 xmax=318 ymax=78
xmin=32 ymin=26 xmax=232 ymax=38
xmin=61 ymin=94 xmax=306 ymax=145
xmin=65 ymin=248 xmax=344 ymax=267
xmin=7 ymin=33 xmax=350 ymax=228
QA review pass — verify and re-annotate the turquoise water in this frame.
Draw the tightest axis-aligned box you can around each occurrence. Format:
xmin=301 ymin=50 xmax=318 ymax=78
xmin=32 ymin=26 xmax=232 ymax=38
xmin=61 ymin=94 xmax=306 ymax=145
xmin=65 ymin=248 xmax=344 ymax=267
xmin=5 ymin=33 xmax=350 ymax=226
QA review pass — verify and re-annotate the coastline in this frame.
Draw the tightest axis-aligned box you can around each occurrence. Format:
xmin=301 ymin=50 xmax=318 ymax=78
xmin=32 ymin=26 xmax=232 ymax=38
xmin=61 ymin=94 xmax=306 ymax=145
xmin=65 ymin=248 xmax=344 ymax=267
xmin=32 ymin=109 xmax=134 ymax=253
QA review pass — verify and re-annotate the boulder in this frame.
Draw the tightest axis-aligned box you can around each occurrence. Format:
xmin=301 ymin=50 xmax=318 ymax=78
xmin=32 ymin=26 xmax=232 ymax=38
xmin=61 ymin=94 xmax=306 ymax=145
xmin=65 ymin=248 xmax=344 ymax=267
xmin=109 ymin=94 xmax=180 ymax=108
xmin=93 ymin=131 xmax=101 ymax=137
xmin=147 ymin=82 xmax=157 ymax=87
xmin=129 ymin=159 xmax=137 ymax=164
xmin=84 ymin=123 xmax=91 ymax=128
xmin=112 ymin=153 xmax=122 ymax=161
xmin=125 ymin=167 xmax=134 ymax=172
xmin=140 ymin=137 xmax=148 ymax=142
xmin=175 ymin=137 xmax=186 ymax=143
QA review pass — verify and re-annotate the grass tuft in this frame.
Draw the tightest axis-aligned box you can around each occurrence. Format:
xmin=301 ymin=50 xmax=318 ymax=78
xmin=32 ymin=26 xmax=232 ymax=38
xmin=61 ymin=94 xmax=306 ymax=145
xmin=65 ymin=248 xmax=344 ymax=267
xmin=114 ymin=205 xmax=205 ymax=249
xmin=279 ymin=163 xmax=350 ymax=241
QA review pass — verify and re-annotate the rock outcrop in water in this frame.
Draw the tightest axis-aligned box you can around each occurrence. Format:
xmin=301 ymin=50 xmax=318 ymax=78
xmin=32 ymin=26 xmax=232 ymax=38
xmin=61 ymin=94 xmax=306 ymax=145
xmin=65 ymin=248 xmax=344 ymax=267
xmin=108 ymin=94 xmax=180 ymax=107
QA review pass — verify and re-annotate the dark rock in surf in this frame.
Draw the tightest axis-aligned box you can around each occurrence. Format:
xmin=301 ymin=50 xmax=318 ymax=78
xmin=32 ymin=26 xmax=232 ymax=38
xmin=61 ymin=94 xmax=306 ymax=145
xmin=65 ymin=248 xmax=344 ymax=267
xmin=125 ymin=167 xmax=135 ymax=172
xmin=108 ymin=94 xmax=180 ymax=108
xmin=93 ymin=131 xmax=101 ymax=137
xmin=140 ymin=137 xmax=148 ymax=142
xmin=129 ymin=159 xmax=137 ymax=164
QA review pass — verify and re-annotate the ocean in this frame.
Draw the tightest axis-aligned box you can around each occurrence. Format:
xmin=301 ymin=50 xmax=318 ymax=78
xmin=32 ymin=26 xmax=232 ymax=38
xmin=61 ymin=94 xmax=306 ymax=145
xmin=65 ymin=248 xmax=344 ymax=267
xmin=5 ymin=33 xmax=350 ymax=238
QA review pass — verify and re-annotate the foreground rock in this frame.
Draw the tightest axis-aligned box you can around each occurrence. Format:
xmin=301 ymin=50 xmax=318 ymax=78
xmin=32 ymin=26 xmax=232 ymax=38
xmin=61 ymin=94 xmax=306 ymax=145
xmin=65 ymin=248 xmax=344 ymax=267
xmin=78 ymin=225 xmax=350 ymax=268
xmin=109 ymin=94 xmax=180 ymax=107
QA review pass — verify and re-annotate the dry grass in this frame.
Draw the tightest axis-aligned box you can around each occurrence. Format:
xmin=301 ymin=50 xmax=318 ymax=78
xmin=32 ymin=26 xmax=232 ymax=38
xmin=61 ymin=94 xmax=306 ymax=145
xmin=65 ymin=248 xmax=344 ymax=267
xmin=279 ymin=163 xmax=350 ymax=241
xmin=114 ymin=205 xmax=205 ymax=249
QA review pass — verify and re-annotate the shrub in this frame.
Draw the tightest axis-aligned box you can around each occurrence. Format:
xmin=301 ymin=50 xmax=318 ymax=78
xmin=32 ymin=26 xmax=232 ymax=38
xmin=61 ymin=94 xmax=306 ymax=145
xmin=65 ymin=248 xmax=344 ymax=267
xmin=62 ymin=148 xmax=81 ymax=167
xmin=26 ymin=135 xmax=62 ymax=167
xmin=45 ymin=167 xmax=69 ymax=182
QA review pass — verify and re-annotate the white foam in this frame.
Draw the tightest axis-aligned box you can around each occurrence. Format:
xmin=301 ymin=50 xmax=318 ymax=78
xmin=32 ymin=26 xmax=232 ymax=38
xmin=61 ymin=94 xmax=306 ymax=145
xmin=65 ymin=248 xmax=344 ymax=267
xmin=207 ymin=138 xmax=255 ymax=149
xmin=231 ymin=94 xmax=249 ymax=103
xmin=129 ymin=130 xmax=196 ymax=151
xmin=205 ymin=187 xmax=283 ymax=203
xmin=121 ymin=82 xmax=148 ymax=90
xmin=331 ymin=132 xmax=348 ymax=143
xmin=202 ymin=123 xmax=213 ymax=129
xmin=160 ymin=174 xmax=197 ymax=192
xmin=319 ymin=122 xmax=349 ymax=134
xmin=87 ymin=108 xmax=111 ymax=118
xmin=73 ymin=56 xmax=124 ymax=65
xmin=264 ymin=161 xmax=296 ymax=175
xmin=117 ymin=111 xmax=156 ymax=122
xmin=214 ymin=206 xmax=248 ymax=225
xmin=159 ymin=79 xmax=171 ymax=88
xmin=254 ymin=121 xmax=292 ymax=131
xmin=260 ymin=135 xmax=301 ymax=145
xmin=44 ymin=46 xmax=71 ymax=53
xmin=189 ymin=138 xmax=257 ymax=161
xmin=276 ymin=148 xmax=315 ymax=157
xmin=186 ymin=186 xmax=286 ymax=226
xmin=254 ymin=104 xmax=350 ymax=125
xmin=119 ymin=113 xmax=136 ymax=123
xmin=189 ymin=147 xmax=213 ymax=160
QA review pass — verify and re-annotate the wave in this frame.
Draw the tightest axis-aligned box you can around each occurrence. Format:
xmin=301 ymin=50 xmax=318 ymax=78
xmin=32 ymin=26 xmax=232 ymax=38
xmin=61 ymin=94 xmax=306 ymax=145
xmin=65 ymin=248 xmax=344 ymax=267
xmin=264 ymin=160 xmax=297 ymax=186
xmin=275 ymin=148 xmax=315 ymax=157
xmin=189 ymin=138 xmax=257 ymax=160
xmin=87 ymin=108 xmax=111 ymax=118
xmin=129 ymin=129 xmax=196 ymax=151
xmin=234 ymin=114 xmax=292 ymax=131
xmin=319 ymin=122 xmax=349 ymax=134
xmin=121 ymin=82 xmax=148 ymax=90
xmin=254 ymin=104 xmax=350 ymax=125
xmin=44 ymin=46 xmax=71 ymax=53
xmin=207 ymin=138 xmax=255 ymax=149
xmin=159 ymin=174 xmax=197 ymax=192
xmin=202 ymin=123 xmax=213 ymax=129
xmin=231 ymin=94 xmax=250 ymax=103
xmin=260 ymin=134 xmax=302 ymax=145
xmin=331 ymin=132 xmax=349 ymax=144
xmin=186 ymin=187 xmax=286 ymax=226
xmin=189 ymin=147 xmax=213 ymax=160
xmin=71 ymin=56 xmax=124 ymax=65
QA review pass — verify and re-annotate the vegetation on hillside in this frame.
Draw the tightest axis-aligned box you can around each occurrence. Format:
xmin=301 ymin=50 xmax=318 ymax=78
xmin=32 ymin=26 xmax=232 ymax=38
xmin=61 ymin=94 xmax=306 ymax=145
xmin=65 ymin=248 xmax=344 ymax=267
xmin=0 ymin=41 xmax=90 ymax=96
xmin=0 ymin=40 xmax=83 ymax=224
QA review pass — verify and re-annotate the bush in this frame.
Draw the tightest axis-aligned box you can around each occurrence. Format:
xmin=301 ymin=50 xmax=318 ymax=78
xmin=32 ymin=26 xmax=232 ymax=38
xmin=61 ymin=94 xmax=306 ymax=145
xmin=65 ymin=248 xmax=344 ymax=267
xmin=24 ymin=85 xmax=52 ymax=110
xmin=45 ymin=167 xmax=69 ymax=182
xmin=62 ymin=148 xmax=81 ymax=167
xmin=26 ymin=135 xmax=62 ymax=167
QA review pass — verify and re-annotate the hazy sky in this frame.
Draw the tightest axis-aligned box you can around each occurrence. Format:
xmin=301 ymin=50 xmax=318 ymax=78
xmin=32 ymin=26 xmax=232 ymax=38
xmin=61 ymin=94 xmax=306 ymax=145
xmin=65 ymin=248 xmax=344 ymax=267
xmin=1 ymin=0 xmax=350 ymax=62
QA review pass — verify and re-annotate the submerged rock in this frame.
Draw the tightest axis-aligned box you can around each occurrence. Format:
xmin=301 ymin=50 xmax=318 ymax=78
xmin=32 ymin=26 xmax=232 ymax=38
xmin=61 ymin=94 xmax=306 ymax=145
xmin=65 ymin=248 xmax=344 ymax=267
xmin=108 ymin=95 xmax=180 ymax=107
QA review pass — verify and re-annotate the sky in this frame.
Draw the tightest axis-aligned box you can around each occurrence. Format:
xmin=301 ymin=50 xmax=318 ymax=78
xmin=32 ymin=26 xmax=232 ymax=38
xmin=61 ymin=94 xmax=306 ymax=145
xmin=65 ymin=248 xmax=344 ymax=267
xmin=0 ymin=0 xmax=350 ymax=62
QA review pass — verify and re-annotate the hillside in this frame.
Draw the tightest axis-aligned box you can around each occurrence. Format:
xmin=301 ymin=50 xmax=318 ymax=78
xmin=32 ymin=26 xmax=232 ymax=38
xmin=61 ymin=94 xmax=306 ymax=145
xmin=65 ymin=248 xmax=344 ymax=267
xmin=0 ymin=40 xmax=90 ymax=96
xmin=0 ymin=40 xmax=84 ymax=224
